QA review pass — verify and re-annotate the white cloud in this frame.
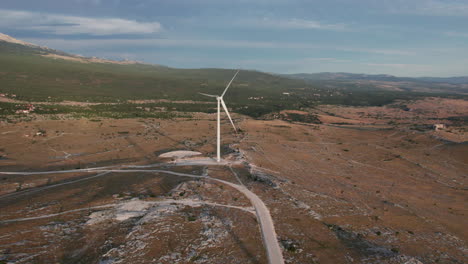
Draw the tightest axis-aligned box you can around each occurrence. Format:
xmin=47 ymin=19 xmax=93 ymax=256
xmin=238 ymin=57 xmax=350 ymax=66
xmin=75 ymin=0 xmax=102 ymax=5
xmin=24 ymin=37 xmax=282 ymax=50
xmin=386 ymin=0 xmax=468 ymax=16
xmin=0 ymin=9 xmax=162 ymax=35
xmin=418 ymin=0 xmax=468 ymax=16
xmin=341 ymin=48 xmax=415 ymax=56
xmin=253 ymin=17 xmax=347 ymax=31
xmin=24 ymin=37 xmax=413 ymax=57
xmin=364 ymin=63 xmax=434 ymax=72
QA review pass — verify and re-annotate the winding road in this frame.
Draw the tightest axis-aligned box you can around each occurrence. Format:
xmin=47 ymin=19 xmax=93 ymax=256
xmin=0 ymin=163 xmax=285 ymax=264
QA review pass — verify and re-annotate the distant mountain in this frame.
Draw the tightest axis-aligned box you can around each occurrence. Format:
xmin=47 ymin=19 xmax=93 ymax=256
xmin=0 ymin=33 xmax=73 ymax=57
xmin=0 ymin=32 xmax=466 ymax=112
xmin=0 ymin=33 xmax=38 ymax=47
xmin=285 ymin=72 xmax=404 ymax=82
xmin=416 ymin=76 xmax=468 ymax=84
xmin=284 ymin=72 xmax=468 ymax=85
xmin=0 ymin=33 xmax=143 ymax=65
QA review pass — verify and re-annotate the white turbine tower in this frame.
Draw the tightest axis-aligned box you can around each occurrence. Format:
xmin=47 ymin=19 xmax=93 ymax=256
xmin=199 ymin=70 xmax=239 ymax=162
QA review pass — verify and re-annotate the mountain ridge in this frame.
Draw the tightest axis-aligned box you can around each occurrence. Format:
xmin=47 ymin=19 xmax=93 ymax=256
xmin=0 ymin=32 xmax=144 ymax=65
xmin=0 ymin=32 xmax=466 ymax=107
xmin=283 ymin=72 xmax=468 ymax=84
xmin=2 ymin=32 xmax=466 ymax=81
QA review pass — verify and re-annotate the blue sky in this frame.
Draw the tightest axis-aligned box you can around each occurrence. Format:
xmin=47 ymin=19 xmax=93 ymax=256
xmin=1 ymin=0 xmax=467 ymax=77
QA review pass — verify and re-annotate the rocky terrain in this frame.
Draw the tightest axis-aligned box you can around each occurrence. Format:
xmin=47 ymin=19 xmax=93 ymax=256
xmin=0 ymin=97 xmax=466 ymax=263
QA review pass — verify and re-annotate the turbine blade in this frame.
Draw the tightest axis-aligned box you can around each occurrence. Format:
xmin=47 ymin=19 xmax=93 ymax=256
xmin=221 ymin=98 xmax=237 ymax=134
xmin=199 ymin=92 xmax=218 ymax=98
xmin=220 ymin=70 xmax=239 ymax=98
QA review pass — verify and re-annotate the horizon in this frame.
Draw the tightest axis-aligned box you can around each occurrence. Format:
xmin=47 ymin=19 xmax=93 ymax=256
xmin=4 ymin=31 xmax=468 ymax=79
xmin=2 ymin=31 xmax=467 ymax=79
xmin=1 ymin=0 xmax=467 ymax=77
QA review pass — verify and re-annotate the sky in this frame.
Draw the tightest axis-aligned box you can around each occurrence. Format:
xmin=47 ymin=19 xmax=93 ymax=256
xmin=0 ymin=0 xmax=467 ymax=77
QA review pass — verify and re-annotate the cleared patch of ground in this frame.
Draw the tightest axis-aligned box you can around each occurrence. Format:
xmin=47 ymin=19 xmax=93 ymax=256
xmin=159 ymin=150 xmax=202 ymax=159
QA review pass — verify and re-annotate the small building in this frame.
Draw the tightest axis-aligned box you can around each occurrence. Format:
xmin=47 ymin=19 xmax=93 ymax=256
xmin=433 ymin=124 xmax=446 ymax=131
xmin=15 ymin=104 xmax=35 ymax=114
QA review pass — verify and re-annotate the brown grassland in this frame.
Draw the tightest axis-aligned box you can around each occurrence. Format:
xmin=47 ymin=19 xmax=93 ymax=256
xmin=0 ymin=97 xmax=466 ymax=264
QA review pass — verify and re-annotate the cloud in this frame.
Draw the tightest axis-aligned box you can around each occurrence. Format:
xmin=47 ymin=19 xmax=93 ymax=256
xmin=0 ymin=9 xmax=162 ymax=35
xmin=74 ymin=0 xmax=102 ymax=5
xmin=364 ymin=63 xmax=434 ymax=71
xmin=238 ymin=57 xmax=351 ymax=72
xmin=445 ymin=31 xmax=468 ymax=37
xmin=252 ymin=17 xmax=347 ymax=31
xmin=341 ymin=48 xmax=414 ymax=56
xmin=24 ymin=37 xmax=413 ymax=57
xmin=23 ymin=37 xmax=284 ymax=50
xmin=386 ymin=0 xmax=468 ymax=16
xmin=238 ymin=57 xmax=350 ymax=66
xmin=17 ymin=37 xmax=459 ymax=77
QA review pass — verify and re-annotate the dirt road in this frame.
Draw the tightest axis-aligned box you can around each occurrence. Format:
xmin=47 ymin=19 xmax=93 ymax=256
xmin=0 ymin=199 xmax=254 ymax=224
xmin=214 ymin=177 xmax=285 ymax=264
xmin=0 ymin=165 xmax=285 ymax=264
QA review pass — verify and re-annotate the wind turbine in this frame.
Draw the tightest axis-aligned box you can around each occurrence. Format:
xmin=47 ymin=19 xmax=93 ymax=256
xmin=199 ymin=70 xmax=239 ymax=162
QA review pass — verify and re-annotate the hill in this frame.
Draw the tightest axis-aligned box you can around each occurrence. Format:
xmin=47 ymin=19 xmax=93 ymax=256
xmin=0 ymin=33 xmax=307 ymax=102
xmin=0 ymin=32 xmax=310 ymax=101
xmin=0 ymin=33 xmax=466 ymax=119
xmin=284 ymin=72 xmax=468 ymax=84
xmin=282 ymin=72 xmax=468 ymax=94
xmin=1 ymin=33 xmax=330 ymax=117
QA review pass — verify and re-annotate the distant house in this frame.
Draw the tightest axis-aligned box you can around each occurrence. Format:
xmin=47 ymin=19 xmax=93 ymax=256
xmin=433 ymin=124 xmax=446 ymax=131
xmin=15 ymin=104 xmax=35 ymax=114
